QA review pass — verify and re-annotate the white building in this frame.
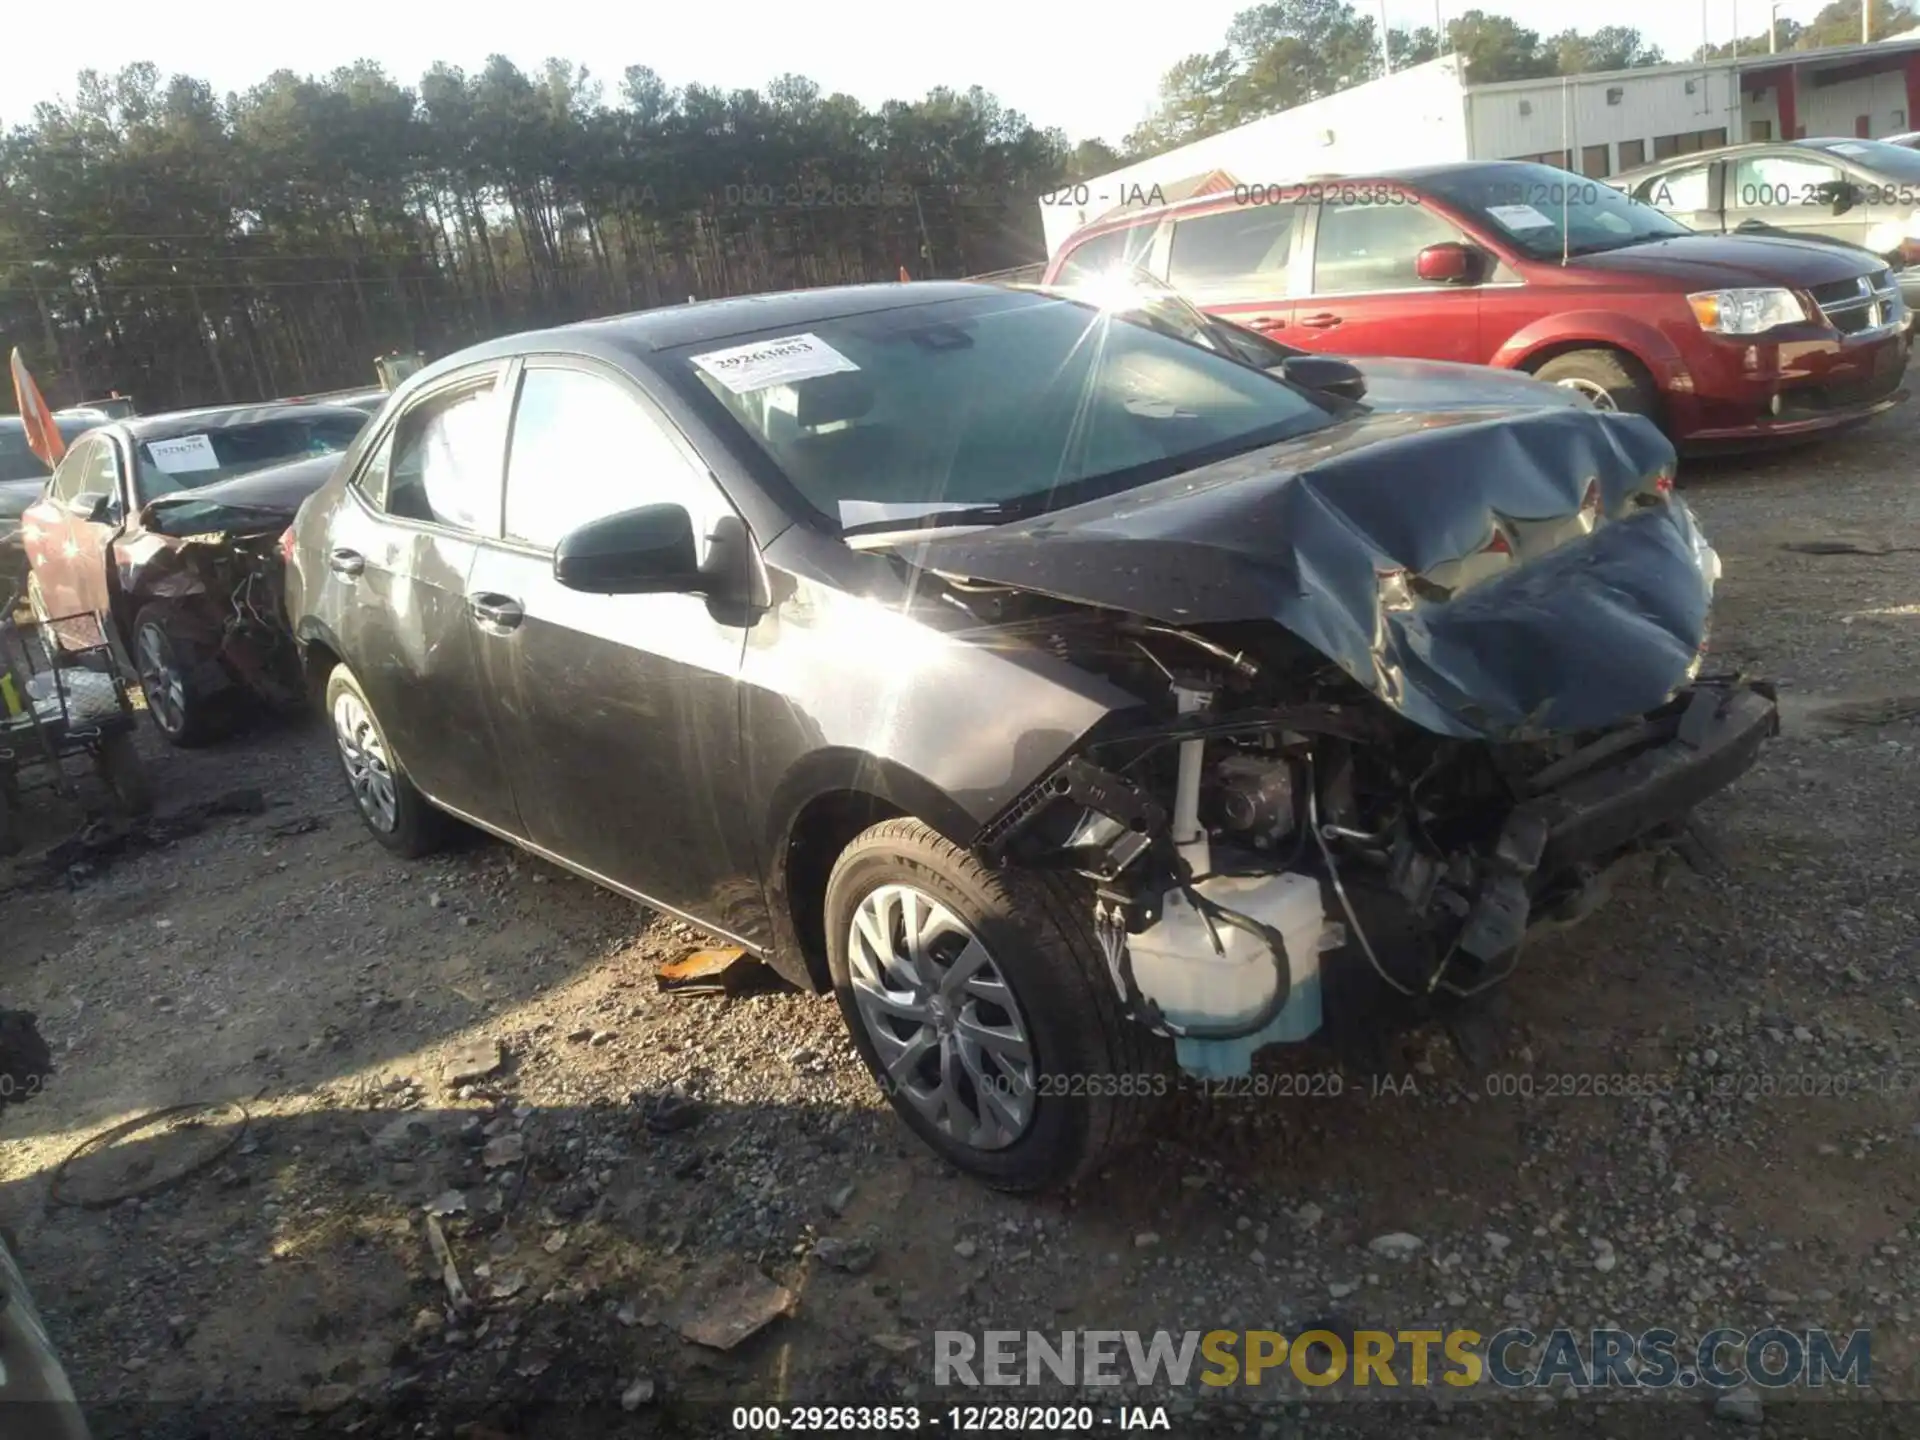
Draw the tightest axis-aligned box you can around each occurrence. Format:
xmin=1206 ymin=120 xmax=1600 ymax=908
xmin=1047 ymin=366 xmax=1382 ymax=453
xmin=1041 ymin=35 xmax=1920 ymax=257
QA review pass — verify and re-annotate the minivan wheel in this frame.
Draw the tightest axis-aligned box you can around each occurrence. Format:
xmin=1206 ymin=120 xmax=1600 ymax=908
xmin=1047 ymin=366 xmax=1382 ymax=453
xmin=823 ymin=818 xmax=1170 ymax=1192
xmin=324 ymin=664 xmax=445 ymax=857
xmin=1531 ymin=349 xmax=1659 ymax=419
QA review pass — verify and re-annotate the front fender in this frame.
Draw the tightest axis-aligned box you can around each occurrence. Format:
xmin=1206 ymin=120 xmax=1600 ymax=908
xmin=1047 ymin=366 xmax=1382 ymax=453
xmin=1491 ymin=311 xmax=1692 ymax=388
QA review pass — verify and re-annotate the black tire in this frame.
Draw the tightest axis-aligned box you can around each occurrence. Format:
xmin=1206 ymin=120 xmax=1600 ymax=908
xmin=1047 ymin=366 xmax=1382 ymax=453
xmin=322 ymin=663 xmax=446 ymax=857
xmin=823 ymin=818 xmax=1169 ymax=1192
xmin=95 ymin=730 xmax=153 ymax=817
xmin=1531 ymin=348 xmax=1661 ymax=420
xmin=132 ymin=604 xmax=237 ymax=748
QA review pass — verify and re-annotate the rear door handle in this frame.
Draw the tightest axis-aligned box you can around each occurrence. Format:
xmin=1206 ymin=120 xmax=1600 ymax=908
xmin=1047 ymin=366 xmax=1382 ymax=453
xmin=467 ymin=593 xmax=524 ymax=631
xmin=328 ymin=548 xmax=365 ymax=577
xmin=1298 ymin=313 xmax=1343 ymax=330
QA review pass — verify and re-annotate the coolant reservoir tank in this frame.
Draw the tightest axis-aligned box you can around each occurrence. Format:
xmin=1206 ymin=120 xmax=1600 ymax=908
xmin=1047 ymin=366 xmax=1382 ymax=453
xmin=1127 ymin=870 xmax=1325 ymax=1080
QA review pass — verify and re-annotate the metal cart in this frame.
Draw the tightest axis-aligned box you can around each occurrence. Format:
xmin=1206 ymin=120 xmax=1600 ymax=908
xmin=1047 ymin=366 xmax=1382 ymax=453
xmin=0 ymin=589 xmax=151 ymax=855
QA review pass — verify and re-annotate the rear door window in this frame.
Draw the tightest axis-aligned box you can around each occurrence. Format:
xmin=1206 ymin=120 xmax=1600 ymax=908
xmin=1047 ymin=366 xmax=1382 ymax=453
xmin=502 ymin=366 xmax=728 ymax=553
xmin=1733 ymin=153 xmax=1841 ymax=208
xmin=1311 ymin=200 xmax=1464 ymax=295
xmin=383 ymin=378 xmax=506 ymax=535
xmin=1167 ymin=202 xmax=1301 ymax=299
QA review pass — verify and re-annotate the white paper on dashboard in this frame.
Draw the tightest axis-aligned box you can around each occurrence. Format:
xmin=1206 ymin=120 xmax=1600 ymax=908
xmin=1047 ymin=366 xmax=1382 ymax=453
xmin=1486 ymin=203 xmax=1556 ymax=231
xmin=145 ymin=433 xmax=222 ymax=474
xmin=837 ymin=500 xmax=996 ymax=528
xmin=691 ymin=333 xmax=860 ymax=394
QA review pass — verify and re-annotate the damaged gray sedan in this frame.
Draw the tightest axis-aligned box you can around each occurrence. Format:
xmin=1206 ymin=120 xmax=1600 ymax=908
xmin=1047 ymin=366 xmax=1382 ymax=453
xmin=287 ymin=281 xmax=1776 ymax=1192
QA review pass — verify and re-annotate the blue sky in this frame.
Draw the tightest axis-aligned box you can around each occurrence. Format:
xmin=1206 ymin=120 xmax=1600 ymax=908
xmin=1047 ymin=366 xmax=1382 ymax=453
xmin=1 ymin=0 xmax=1843 ymax=145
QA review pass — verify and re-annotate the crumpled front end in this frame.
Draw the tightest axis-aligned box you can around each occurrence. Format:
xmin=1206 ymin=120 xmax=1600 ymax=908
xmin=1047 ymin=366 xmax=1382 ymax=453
xmin=937 ymin=411 xmax=1773 ymax=1076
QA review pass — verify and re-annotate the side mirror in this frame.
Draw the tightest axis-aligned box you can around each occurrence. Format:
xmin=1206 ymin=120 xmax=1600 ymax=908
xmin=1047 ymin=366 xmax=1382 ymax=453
xmin=68 ymin=491 xmax=116 ymax=524
xmin=1415 ymin=242 xmax=1478 ymax=284
xmin=1279 ymin=355 xmax=1368 ymax=404
xmin=1826 ymin=181 xmax=1860 ymax=217
xmin=553 ymin=503 xmax=707 ymax=596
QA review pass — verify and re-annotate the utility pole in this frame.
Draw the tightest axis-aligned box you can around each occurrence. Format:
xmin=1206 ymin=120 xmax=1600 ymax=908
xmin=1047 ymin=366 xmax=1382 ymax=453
xmin=1378 ymin=0 xmax=1394 ymax=73
xmin=1864 ymin=0 xmax=1872 ymax=44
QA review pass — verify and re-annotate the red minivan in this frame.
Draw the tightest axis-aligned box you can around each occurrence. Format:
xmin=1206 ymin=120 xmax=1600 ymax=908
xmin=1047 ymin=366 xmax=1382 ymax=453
xmin=1041 ymin=160 xmax=1912 ymax=450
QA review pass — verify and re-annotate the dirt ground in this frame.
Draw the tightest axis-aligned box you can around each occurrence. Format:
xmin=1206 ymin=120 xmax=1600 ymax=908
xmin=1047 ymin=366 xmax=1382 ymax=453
xmin=2 ymin=405 xmax=1918 ymax=1439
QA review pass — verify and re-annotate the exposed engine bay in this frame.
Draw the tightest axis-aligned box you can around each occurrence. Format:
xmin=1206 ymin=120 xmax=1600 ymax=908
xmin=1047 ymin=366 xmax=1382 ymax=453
xmin=963 ymin=593 xmax=1777 ymax=1076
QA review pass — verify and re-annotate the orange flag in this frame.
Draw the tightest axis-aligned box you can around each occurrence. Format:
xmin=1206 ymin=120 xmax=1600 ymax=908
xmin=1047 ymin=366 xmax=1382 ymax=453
xmin=9 ymin=349 xmax=66 ymax=468
xmin=898 ymin=265 xmax=911 ymax=282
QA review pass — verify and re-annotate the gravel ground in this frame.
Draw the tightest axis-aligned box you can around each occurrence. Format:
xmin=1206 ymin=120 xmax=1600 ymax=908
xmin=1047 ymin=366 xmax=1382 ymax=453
xmin=1 ymin=405 xmax=1917 ymax=1439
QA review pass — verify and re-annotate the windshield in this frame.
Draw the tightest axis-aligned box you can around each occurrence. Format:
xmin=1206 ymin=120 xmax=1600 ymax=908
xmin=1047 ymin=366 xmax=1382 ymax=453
xmin=133 ymin=415 xmax=364 ymax=506
xmin=0 ymin=417 xmax=108 ymax=483
xmin=1423 ymin=164 xmax=1693 ymax=258
xmin=677 ymin=290 xmax=1337 ymax=531
xmin=1809 ymin=138 xmax=1920 ymax=179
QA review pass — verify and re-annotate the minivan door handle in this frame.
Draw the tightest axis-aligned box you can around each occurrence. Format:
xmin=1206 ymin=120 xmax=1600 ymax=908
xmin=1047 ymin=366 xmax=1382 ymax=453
xmin=467 ymin=593 xmax=524 ymax=632
xmin=328 ymin=548 xmax=365 ymax=577
xmin=1298 ymin=312 xmax=1344 ymax=330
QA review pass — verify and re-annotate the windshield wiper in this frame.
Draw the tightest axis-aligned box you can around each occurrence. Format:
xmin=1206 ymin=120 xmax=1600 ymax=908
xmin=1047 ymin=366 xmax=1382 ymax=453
xmin=840 ymin=498 xmax=1054 ymax=538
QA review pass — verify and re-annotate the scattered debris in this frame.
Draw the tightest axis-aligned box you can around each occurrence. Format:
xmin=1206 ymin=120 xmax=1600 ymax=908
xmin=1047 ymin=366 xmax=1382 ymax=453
xmin=1781 ymin=537 xmax=1917 ymax=556
xmin=266 ymin=815 xmax=325 ymax=838
xmin=825 ymin=1183 xmax=856 ymax=1217
xmin=657 ymin=946 xmax=755 ymax=995
xmin=50 ymin=1099 xmax=249 ymax=1209
xmin=812 ymin=1236 xmax=876 ymax=1274
xmin=639 ymin=1090 xmax=706 ymax=1135
xmin=677 ymin=1273 xmax=794 ymax=1350
xmin=1367 ymin=1232 xmax=1422 ymax=1261
xmin=304 ymin=1382 xmax=356 ymax=1415
xmin=424 ymin=1214 xmax=470 ymax=1311
xmin=488 ymin=1270 xmax=526 ymax=1300
xmin=872 ymin=1333 xmax=920 ymax=1353
xmin=621 ymin=1377 xmax=657 ymax=1411
xmin=443 ymin=1039 xmax=503 ymax=1086
xmin=482 ymin=1132 xmax=525 ymax=1168
xmin=425 ymin=1190 xmax=468 ymax=1217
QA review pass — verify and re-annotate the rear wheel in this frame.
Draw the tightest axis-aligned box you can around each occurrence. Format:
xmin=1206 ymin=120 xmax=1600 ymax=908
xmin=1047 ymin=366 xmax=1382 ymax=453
xmin=823 ymin=818 xmax=1169 ymax=1192
xmin=324 ymin=664 xmax=445 ymax=857
xmin=1531 ymin=348 xmax=1660 ymax=420
xmin=133 ymin=604 xmax=235 ymax=748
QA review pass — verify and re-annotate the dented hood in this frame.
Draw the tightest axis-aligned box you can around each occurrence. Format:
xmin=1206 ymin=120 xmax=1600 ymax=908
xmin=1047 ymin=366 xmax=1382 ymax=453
xmin=908 ymin=407 xmax=1711 ymax=741
xmin=142 ymin=452 xmax=340 ymax=534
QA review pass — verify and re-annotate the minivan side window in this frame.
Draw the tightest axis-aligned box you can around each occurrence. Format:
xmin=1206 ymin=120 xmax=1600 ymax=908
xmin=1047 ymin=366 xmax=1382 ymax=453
xmin=503 ymin=366 xmax=727 ymax=555
xmin=1168 ymin=203 xmax=1300 ymax=299
xmin=1055 ymin=226 xmax=1154 ymax=285
xmin=1312 ymin=200 xmax=1464 ymax=295
xmin=384 ymin=379 xmax=504 ymax=534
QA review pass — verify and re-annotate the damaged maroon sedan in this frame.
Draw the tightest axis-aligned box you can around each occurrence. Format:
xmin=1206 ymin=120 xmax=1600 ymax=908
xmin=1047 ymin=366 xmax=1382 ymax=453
xmin=20 ymin=404 xmax=366 ymax=744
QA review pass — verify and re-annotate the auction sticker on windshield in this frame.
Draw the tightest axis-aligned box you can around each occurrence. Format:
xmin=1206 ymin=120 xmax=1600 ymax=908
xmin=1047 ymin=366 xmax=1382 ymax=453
xmin=145 ymin=434 xmax=221 ymax=473
xmin=691 ymin=333 xmax=859 ymax=395
xmin=1486 ymin=203 xmax=1556 ymax=231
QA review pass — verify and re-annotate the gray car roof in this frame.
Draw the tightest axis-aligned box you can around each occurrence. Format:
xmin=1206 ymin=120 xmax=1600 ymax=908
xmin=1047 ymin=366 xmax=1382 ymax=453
xmin=114 ymin=402 xmax=370 ymax=444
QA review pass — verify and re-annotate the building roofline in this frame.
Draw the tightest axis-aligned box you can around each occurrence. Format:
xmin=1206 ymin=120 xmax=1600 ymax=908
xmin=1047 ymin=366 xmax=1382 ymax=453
xmin=1463 ymin=30 xmax=1920 ymax=96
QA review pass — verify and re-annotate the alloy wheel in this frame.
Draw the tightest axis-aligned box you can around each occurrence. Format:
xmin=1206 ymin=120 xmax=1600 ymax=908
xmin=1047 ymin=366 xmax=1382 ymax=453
xmin=845 ymin=883 xmax=1036 ymax=1151
xmin=1556 ymin=377 xmax=1619 ymax=411
xmin=332 ymin=690 xmax=398 ymax=833
xmin=136 ymin=623 xmax=188 ymax=736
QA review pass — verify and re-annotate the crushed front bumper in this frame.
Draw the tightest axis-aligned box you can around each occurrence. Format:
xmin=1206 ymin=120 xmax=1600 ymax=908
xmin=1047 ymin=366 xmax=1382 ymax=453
xmin=1453 ymin=682 xmax=1779 ymax=964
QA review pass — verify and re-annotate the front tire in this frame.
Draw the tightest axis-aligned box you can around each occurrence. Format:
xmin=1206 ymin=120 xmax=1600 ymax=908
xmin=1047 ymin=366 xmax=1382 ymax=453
xmin=1532 ymin=348 xmax=1660 ymax=420
xmin=133 ymin=604 xmax=236 ymax=748
xmin=324 ymin=664 xmax=445 ymax=857
xmin=824 ymin=818 xmax=1169 ymax=1192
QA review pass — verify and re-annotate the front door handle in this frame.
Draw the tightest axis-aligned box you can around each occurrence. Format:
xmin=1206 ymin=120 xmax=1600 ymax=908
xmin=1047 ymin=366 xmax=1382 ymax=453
xmin=467 ymin=593 xmax=524 ymax=631
xmin=1298 ymin=313 xmax=1344 ymax=330
xmin=1245 ymin=315 xmax=1288 ymax=332
xmin=328 ymin=548 xmax=365 ymax=577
